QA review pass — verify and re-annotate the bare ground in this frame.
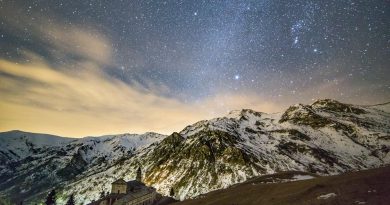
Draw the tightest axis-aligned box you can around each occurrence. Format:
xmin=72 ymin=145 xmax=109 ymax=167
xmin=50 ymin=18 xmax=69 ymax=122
xmin=172 ymin=166 xmax=390 ymax=205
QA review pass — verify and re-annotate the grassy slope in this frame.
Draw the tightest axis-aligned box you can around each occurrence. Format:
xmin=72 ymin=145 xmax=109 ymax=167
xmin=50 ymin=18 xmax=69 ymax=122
xmin=173 ymin=166 xmax=390 ymax=205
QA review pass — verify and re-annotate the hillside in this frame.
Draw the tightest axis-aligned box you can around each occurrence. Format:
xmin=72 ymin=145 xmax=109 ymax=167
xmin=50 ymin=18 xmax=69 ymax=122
xmin=173 ymin=165 xmax=390 ymax=205
xmin=0 ymin=131 xmax=166 ymax=203
xmin=0 ymin=99 xmax=389 ymax=204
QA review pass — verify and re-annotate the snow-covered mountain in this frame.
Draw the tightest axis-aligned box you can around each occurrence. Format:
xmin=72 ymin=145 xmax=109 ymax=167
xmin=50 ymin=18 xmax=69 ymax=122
xmin=0 ymin=131 xmax=165 ymax=204
xmin=0 ymin=99 xmax=389 ymax=204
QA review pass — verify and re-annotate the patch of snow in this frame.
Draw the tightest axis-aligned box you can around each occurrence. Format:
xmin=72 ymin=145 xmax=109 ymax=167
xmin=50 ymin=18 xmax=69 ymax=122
xmin=317 ymin=193 xmax=337 ymax=200
xmin=292 ymin=174 xmax=314 ymax=181
xmin=354 ymin=201 xmax=366 ymax=204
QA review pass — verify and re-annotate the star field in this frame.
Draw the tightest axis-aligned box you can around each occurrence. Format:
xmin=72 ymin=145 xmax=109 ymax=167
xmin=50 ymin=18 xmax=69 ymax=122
xmin=0 ymin=0 xmax=389 ymax=136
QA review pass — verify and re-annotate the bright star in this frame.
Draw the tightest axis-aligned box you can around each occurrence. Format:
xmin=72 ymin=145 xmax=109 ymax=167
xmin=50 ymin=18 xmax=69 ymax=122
xmin=293 ymin=37 xmax=298 ymax=44
xmin=234 ymin=75 xmax=240 ymax=80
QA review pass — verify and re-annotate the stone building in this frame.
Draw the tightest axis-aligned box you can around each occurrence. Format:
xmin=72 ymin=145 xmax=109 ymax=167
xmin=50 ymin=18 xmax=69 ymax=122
xmin=89 ymin=167 xmax=156 ymax=205
xmin=111 ymin=179 xmax=127 ymax=194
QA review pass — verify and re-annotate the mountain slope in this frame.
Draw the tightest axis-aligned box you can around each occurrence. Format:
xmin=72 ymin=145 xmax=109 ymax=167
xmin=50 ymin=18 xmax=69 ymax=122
xmin=0 ymin=130 xmax=73 ymax=163
xmin=138 ymin=99 xmax=390 ymax=200
xmin=173 ymin=165 xmax=390 ymax=205
xmin=0 ymin=99 xmax=389 ymax=204
xmin=58 ymin=99 xmax=390 ymax=203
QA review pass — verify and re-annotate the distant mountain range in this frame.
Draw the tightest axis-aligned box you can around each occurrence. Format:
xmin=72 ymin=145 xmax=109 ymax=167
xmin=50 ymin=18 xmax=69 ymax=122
xmin=0 ymin=99 xmax=389 ymax=204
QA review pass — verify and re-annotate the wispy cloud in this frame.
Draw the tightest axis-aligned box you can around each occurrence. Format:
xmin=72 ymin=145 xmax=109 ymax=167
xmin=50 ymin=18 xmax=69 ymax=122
xmin=0 ymin=55 xmax=282 ymax=137
xmin=0 ymin=5 xmax=283 ymax=137
xmin=0 ymin=1 xmax=112 ymax=67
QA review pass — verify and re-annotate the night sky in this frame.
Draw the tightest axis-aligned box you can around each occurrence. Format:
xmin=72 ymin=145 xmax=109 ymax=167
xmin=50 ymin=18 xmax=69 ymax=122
xmin=0 ymin=0 xmax=389 ymax=136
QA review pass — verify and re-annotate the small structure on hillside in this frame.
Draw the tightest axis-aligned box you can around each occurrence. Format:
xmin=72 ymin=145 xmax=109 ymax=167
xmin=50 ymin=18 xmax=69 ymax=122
xmin=89 ymin=167 xmax=156 ymax=205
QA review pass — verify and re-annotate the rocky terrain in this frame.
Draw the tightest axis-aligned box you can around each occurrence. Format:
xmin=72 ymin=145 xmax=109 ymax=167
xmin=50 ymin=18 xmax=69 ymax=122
xmin=0 ymin=99 xmax=389 ymax=204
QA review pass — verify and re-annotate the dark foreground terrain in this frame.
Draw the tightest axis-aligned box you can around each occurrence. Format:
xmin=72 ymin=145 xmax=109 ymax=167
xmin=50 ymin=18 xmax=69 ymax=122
xmin=173 ymin=166 xmax=390 ymax=205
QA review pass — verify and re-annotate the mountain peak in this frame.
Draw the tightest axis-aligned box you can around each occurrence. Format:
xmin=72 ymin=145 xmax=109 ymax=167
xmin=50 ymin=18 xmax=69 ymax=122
xmin=311 ymin=99 xmax=366 ymax=114
xmin=311 ymin=98 xmax=341 ymax=105
xmin=226 ymin=108 xmax=264 ymax=119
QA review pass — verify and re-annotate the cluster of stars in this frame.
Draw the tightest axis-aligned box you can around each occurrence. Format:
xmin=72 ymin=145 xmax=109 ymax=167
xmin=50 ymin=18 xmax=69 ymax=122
xmin=0 ymin=0 xmax=389 ymax=106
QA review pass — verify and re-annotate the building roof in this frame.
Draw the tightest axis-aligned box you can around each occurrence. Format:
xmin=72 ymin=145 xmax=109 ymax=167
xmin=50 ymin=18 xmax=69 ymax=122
xmin=112 ymin=178 xmax=127 ymax=184
xmin=127 ymin=180 xmax=145 ymax=189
